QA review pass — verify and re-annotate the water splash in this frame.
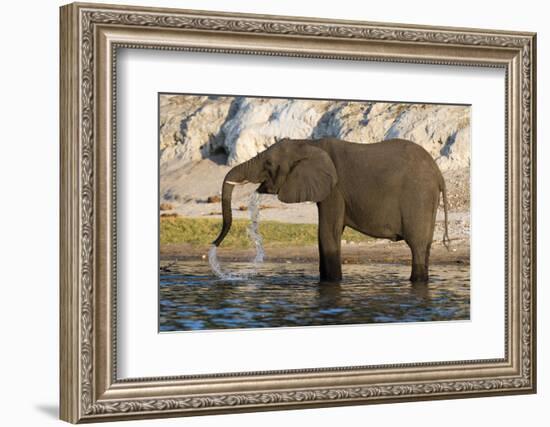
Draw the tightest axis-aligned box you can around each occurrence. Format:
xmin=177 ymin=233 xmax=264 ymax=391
xmin=209 ymin=192 xmax=264 ymax=280
xmin=247 ymin=192 xmax=265 ymax=264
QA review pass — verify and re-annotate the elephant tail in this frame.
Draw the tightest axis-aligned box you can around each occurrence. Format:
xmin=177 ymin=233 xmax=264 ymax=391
xmin=440 ymin=175 xmax=451 ymax=250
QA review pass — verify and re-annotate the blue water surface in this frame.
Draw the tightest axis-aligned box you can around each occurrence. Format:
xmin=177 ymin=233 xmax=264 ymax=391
xmin=159 ymin=261 xmax=470 ymax=332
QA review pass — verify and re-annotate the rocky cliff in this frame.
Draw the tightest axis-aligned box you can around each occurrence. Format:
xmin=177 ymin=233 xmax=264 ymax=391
xmin=160 ymin=95 xmax=470 ymax=171
xmin=159 ymin=95 xmax=470 ymax=229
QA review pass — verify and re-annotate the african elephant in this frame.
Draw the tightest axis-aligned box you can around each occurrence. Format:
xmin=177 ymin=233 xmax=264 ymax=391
xmin=212 ymin=138 xmax=450 ymax=283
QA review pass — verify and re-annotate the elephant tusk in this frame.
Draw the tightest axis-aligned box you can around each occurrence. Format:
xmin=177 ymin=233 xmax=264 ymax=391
xmin=226 ymin=180 xmax=249 ymax=185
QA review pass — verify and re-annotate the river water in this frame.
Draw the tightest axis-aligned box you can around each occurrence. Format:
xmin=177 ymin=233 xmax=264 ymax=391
xmin=159 ymin=260 xmax=469 ymax=332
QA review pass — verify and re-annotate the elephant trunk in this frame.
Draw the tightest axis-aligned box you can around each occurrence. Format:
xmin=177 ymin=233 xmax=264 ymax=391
xmin=212 ymin=180 xmax=236 ymax=247
xmin=212 ymin=157 xmax=262 ymax=247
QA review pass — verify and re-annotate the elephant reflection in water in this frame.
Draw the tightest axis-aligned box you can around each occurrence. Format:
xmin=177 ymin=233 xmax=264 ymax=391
xmin=213 ymin=138 xmax=450 ymax=284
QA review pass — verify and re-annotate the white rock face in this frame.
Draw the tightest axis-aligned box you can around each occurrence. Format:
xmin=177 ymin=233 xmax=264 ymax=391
xmin=160 ymin=95 xmax=470 ymax=171
xmin=160 ymin=95 xmax=233 ymax=165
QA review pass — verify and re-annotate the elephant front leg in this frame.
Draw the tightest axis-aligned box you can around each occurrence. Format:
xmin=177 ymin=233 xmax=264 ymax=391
xmin=317 ymin=191 xmax=345 ymax=283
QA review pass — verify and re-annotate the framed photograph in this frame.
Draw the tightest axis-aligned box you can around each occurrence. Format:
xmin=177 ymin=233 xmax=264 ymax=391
xmin=60 ymin=2 xmax=536 ymax=423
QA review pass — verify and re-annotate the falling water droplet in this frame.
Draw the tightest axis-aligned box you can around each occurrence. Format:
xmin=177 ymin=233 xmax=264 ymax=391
xmin=209 ymin=192 xmax=265 ymax=280
xmin=247 ymin=191 xmax=265 ymax=264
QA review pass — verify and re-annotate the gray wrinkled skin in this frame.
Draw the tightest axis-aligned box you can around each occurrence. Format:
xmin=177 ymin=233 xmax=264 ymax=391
xmin=213 ymin=138 xmax=450 ymax=284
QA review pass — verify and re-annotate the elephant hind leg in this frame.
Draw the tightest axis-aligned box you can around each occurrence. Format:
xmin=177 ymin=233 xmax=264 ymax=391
xmin=403 ymin=193 xmax=438 ymax=283
xmin=408 ymin=241 xmax=431 ymax=283
xmin=424 ymin=242 xmax=432 ymax=273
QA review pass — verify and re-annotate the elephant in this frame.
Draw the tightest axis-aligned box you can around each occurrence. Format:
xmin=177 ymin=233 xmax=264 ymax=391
xmin=212 ymin=137 xmax=450 ymax=284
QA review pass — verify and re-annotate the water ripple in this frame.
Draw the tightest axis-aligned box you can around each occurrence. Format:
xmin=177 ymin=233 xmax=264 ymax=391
xmin=160 ymin=261 xmax=470 ymax=331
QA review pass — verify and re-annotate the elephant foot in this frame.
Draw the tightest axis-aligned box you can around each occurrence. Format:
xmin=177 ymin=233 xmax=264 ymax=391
xmin=319 ymin=273 xmax=342 ymax=284
xmin=410 ymin=264 xmax=428 ymax=284
xmin=410 ymin=275 xmax=428 ymax=284
xmin=319 ymin=258 xmax=342 ymax=284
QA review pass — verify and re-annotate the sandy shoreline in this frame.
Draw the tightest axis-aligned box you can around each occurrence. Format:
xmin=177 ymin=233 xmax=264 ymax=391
xmin=160 ymin=239 xmax=470 ymax=265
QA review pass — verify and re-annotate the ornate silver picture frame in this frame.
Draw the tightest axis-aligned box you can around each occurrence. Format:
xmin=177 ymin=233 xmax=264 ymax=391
xmin=60 ymin=2 xmax=536 ymax=423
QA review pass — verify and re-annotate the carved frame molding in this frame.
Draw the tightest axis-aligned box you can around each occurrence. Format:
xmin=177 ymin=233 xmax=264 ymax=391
xmin=60 ymin=2 xmax=536 ymax=423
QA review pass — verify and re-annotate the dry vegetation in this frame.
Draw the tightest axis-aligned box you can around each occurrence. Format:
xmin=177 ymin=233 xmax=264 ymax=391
xmin=159 ymin=202 xmax=174 ymax=211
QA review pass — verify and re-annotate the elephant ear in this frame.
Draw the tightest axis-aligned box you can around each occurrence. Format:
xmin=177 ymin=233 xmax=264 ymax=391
xmin=277 ymin=143 xmax=338 ymax=203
